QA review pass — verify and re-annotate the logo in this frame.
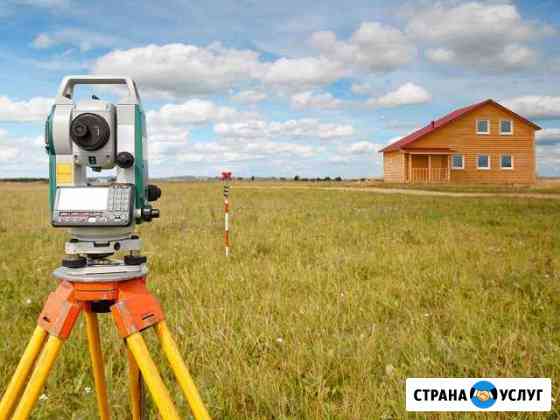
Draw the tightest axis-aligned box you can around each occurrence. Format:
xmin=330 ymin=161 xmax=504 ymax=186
xmin=406 ymin=378 xmax=551 ymax=412
xmin=470 ymin=381 xmax=497 ymax=409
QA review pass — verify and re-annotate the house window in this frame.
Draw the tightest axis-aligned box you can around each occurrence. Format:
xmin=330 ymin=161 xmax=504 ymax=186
xmin=477 ymin=154 xmax=490 ymax=170
xmin=501 ymin=154 xmax=514 ymax=170
xmin=451 ymin=154 xmax=464 ymax=170
xmin=476 ymin=119 xmax=490 ymax=134
xmin=500 ymin=119 xmax=513 ymax=135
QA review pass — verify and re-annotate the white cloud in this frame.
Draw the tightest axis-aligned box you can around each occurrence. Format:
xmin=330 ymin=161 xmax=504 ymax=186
xmin=329 ymin=141 xmax=384 ymax=163
xmin=215 ymin=118 xmax=354 ymax=140
xmin=0 ymin=130 xmax=46 ymax=176
xmin=174 ymin=140 xmax=319 ymax=164
xmin=0 ymin=129 xmax=19 ymax=162
xmin=536 ymin=128 xmax=560 ymax=145
xmin=32 ymin=28 xmax=124 ymax=51
xmin=143 ymin=98 xmax=338 ymax=166
xmin=407 ymin=2 xmax=555 ymax=71
xmin=93 ymin=42 xmax=344 ymax=98
xmin=0 ymin=96 xmax=53 ymax=122
xmin=146 ymin=99 xmax=259 ymax=159
xmin=147 ymin=99 xmax=246 ymax=127
xmin=347 ymin=141 xmax=383 ymax=154
xmin=425 ymin=48 xmax=455 ymax=63
xmin=32 ymin=33 xmax=55 ymax=49
xmin=260 ymin=56 xmax=345 ymax=87
xmin=213 ymin=120 xmax=268 ymax=139
xmin=231 ymin=90 xmax=267 ymax=104
xmin=498 ymin=44 xmax=537 ymax=68
xmin=309 ymin=22 xmax=415 ymax=73
xmin=503 ymin=96 xmax=560 ymax=120
xmin=351 ymin=83 xmax=375 ymax=95
xmin=14 ymin=0 xmax=68 ymax=7
xmin=91 ymin=20 xmax=419 ymax=99
xmin=149 ymin=124 xmax=190 ymax=145
xmin=93 ymin=43 xmax=264 ymax=98
xmin=290 ymin=91 xmax=341 ymax=110
xmin=537 ymin=143 xmax=560 ymax=168
xmin=368 ymin=83 xmax=432 ymax=108
xmin=150 ymin=134 xmax=321 ymax=165
xmin=313 ymin=123 xmax=354 ymax=139
xmin=0 ymin=146 xmax=19 ymax=162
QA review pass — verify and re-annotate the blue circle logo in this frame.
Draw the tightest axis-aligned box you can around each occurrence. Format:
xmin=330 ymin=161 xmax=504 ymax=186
xmin=470 ymin=381 xmax=498 ymax=409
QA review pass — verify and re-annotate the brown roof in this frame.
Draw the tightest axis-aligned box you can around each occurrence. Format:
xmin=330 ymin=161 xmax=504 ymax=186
xmin=379 ymin=99 xmax=541 ymax=153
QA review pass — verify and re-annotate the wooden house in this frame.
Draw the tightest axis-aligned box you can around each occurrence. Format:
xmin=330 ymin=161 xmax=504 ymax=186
xmin=379 ymin=99 xmax=541 ymax=184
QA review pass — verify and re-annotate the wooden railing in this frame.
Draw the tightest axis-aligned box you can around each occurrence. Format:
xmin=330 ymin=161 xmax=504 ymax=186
xmin=410 ymin=168 xmax=449 ymax=183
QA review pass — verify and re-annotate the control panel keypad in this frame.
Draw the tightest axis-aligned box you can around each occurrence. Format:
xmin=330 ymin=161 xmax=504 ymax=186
xmin=53 ymin=184 xmax=134 ymax=227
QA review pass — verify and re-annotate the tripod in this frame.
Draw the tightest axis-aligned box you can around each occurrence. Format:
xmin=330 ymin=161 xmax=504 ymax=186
xmin=0 ymin=275 xmax=211 ymax=420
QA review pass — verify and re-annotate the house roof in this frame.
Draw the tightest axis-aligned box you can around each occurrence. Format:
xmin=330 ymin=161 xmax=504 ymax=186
xmin=379 ymin=99 xmax=541 ymax=153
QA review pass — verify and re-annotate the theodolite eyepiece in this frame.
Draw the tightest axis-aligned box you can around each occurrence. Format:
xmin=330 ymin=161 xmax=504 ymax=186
xmin=70 ymin=113 xmax=111 ymax=151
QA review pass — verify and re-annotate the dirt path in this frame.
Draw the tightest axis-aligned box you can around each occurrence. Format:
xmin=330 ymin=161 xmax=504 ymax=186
xmin=235 ymin=185 xmax=560 ymax=200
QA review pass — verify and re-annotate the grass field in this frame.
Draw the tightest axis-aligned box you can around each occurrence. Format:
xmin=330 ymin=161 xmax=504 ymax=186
xmin=348 ymin=178 xmax=560 ymax=195
xmin=0 ymin=181 xmax=559 ymax=419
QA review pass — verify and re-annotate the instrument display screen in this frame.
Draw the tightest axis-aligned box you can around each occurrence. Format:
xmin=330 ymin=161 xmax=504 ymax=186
xmin=52 ymin=184 xmax=133 ymax=227
xmin=57 ymin=187 xmax=109 ymax=211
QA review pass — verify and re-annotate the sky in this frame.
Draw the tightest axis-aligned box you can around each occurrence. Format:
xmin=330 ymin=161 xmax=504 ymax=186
xmin=0 ymin=0 xmax=559 ymax=179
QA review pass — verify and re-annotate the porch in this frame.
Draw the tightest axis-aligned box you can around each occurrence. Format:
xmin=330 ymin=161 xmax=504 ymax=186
xmin=403 ymin=148 xmax=453 ymax=183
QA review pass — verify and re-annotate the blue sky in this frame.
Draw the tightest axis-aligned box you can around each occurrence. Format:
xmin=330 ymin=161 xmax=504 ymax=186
xmin=0 ymin=0 xmax=559 ymax=178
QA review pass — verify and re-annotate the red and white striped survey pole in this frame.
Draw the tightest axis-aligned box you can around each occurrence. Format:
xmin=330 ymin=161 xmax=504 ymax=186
xmin=221 ymin=171 xmax=232 ymax=256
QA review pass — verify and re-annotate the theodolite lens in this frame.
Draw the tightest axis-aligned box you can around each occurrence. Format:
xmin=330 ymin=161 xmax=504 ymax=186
xmin=70 ymin=113 xmax=110 ymax=151
xmin=72 ymin=122 xmax=88 ymax=138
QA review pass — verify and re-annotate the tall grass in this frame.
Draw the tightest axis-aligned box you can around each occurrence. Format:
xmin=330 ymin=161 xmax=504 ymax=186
xmin=0 ymin=182 xmax=559 ymax=418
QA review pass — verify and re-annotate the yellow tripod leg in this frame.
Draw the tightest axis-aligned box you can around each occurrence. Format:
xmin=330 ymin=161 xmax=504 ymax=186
xmin=0 ymin=327 xmax=48 ymax=420
xmin=11 ymin=335 xmax=64 ymax=420
xmin=155 ymin=322 xmax=211 ymax=420
xmin=84 ymin=310 xmax=111 ymax=420
xmin=127 ymin=348 xmax=144 ymax=420
xmin=126 ymin=333 xmax=181 ymax=420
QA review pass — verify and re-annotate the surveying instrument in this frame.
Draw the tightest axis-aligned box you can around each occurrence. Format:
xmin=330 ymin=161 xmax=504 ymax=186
xmin=0 ymin=76 xmax=211 ymax=420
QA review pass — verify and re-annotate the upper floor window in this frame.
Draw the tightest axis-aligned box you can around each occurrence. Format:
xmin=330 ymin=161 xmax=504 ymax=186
xmin=500 ymin=119 xmax=513 ymax=135
xmin=476 ymin=119 xmax=490 ymax=135
xmin=451 ymin=154 xmax=464 ymax=170
xmin=477 ymin=154 xmax=490 ymax=170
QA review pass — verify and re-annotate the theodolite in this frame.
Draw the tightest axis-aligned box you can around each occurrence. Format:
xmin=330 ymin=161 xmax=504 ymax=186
xmin=0 ymin=76 xmax=210 ymax=420
xmin=46 ymin=75 xmax=160 ymax=281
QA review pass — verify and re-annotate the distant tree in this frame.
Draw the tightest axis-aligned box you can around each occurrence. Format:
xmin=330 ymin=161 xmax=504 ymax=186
xmin=294 ymin=175 xmax=300 ymax=181
xmin=251 ymin=176 xmax=255 ymax=181
xmin=324 ymin=176 xmax=331 ymax=181
xmin=335 ymin=176 xmax=342 ymax=182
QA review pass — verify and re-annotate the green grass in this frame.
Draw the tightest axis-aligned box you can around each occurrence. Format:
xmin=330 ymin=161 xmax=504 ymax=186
xmin=343 ymin=178 xmax=560 ymax=195
xmin=0 ymin=182 xmax=559 ymax=419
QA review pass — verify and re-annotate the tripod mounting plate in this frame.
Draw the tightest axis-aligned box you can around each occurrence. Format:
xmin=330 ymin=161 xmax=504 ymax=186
xmin=54 ymin=261 xmax=147 ymax=283
xmin=65 ymin=237 xmax=141 ymax=255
